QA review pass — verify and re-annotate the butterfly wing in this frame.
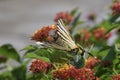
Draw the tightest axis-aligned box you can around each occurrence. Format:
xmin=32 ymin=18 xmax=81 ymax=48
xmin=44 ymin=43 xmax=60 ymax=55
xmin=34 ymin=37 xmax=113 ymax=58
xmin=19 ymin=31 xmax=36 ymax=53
xmin=56 ymin=19 xmax=78 ymax=50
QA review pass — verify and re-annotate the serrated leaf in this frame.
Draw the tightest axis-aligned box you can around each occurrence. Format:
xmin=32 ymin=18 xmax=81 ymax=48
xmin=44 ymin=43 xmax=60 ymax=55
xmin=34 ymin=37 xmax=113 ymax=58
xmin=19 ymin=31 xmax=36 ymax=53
xmin=24 ymin=52 xmax=50 ymax=62
xmin=0 ymin=44 xmax=21 ymax=62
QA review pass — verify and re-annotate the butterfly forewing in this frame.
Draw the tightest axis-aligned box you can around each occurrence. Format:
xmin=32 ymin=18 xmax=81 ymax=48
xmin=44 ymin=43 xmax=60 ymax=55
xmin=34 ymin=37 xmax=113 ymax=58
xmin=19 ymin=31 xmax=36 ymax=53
xmin=56 ymin=19 xmax=78 ymax=50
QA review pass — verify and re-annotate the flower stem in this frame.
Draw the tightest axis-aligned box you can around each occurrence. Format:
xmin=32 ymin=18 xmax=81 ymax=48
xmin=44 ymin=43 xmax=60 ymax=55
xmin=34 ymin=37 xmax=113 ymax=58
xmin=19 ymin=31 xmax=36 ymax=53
xmin=113 ymin=64 xmax=118 ymax=75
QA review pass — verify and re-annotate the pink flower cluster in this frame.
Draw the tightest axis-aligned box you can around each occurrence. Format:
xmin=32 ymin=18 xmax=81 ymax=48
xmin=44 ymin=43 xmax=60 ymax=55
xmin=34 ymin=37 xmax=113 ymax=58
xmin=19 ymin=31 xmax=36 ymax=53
xmin=93 ymin=27 xmax=111 ymax=40
xmin=112 ymin=74 xmax=120 ymax=80
xmin=29 ymin=59 xmax=52 ymax=73
xmin=31 ymin=25 xmax=57 ymax=42
xmin=85 ymin=57 xmax=101 ymax=69
xmin=54 ymin=11 xmax=73 ymax=24
xmin=52 ymin=64 xmax=99 ymax=80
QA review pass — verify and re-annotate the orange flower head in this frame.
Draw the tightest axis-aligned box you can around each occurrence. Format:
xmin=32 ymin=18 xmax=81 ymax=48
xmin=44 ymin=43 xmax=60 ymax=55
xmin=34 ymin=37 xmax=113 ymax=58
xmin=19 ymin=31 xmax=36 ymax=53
xmin=85 ymin=57 xmax=101 ymax=69
xmin=93 ymin=27 xmax=105 ymax=39
xmin=31 ymin=25 xmax=57 ymax=42
xmin=70 ymin=67 xmax=99 ymax=80
xmin=112 ymin=2 xmax=120 ymax=14
xmin=81 ymin=29 xmax=91 ymax=41
xmin=52 ymin=64 xmax=72 ymax=79
xmin=112 ymin=74 xmax=120 ymax=80
xmin=53 ymin=64 xmax=99 ymax=80
xmin=29 ymin=59 xmax=52 ymax=73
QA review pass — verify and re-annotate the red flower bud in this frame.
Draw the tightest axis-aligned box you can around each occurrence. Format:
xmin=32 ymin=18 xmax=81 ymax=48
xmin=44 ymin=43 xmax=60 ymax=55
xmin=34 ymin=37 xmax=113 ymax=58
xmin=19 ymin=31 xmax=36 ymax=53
xmin=112 ymin=2 xmax=120 ymax=14
xmin=93 ymin=27 xmax=105 ymax=39
xmin=54 ymin=11 xmax=73 ymax=24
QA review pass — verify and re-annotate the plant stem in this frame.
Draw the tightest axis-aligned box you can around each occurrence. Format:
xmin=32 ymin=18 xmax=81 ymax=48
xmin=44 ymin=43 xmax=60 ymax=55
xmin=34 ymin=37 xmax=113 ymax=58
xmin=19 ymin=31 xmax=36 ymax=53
xmin=113 ymin=64 xmax=118 ymax=75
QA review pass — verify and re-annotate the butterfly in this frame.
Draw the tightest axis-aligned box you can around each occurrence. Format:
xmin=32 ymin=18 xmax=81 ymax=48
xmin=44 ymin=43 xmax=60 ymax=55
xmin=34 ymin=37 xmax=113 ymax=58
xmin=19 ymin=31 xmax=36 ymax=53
xmin=32 ymin=19 xmax=93 ymax=56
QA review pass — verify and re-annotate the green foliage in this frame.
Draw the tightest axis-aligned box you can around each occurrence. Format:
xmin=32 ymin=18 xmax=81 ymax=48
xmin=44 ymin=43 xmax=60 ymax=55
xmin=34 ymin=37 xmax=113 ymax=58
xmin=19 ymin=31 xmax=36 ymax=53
xmin=70 ymin=12 xmax=81 ymax=33
xmin=24 ymin=48 xmax=73 ymax=64
xmin=11 ymin=65 xmax=26 ymax=80
xmin=24 ymin=52 xmax=50 ymax=62
xmin=0 ymin=44 xmax=21 ymax=62
xmin=69 ymin=55 xmax=85 ymax=68
xmin=70 ymin=7 xmax=78 ymax=16
xmin=109 ymin=14 xmax=120 ymax=23
xmin=0 ymin=71 xmax=14 ymax=80
xmin=99 ymin=21 xmax=119 ymax=33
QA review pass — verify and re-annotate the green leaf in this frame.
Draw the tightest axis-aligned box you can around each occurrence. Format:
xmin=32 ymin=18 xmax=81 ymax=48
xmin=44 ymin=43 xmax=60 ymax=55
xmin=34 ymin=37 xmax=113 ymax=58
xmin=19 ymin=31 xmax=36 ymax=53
xmin=70 ymin=13 xmax=81 ymax=33
xmin=99 ymin=72 xmax=112 ymax=80
xmin=100 ymin=50 xmax=109 ymax=59
xmin=109 ymin=14 xmax=120 ymax=23
xmin=115 ymin=43 xmax=120 ymax=51
xmin=27 ymin=72 xmax=47 ymax=80
xmin=103 ymin=46 xmax=116 ymax=61
xmin=21 ymin=45 xmax=37 ymax=51
xmin=115 ymin=35 xmax=120 ymax=44
xmin=24 ymin=52 xmax=50 ymax=62
xmin=0 ymin=44 xmax=21 ymax=62
xmin=0 ymin=71 xmax=15 ymax=80
xmin=0 ymin=55 xmax=7 ymax=63
xmin=107 ymin=23 xmax=119 ymax=33
xmin=113 ymin=44 xmax=120 ymax=73
xmin=95 ymin=46 xmax=116 ymax=77
xmin=70 ymin=7 xmax=78 ymax=16
xmin=49 ymin=49 xmax=73 ymax=64
xmin=69 ymin=55 xmax=84 ymax=68
xmin=99 ymin=21 xmax=119 ymax=33
xmin=98 ymin=46 xmax=111 ymax=53
xmin=24 ymin=48 xmax=73 ymax=64
xmin=11 ymin=65 xmax=26 ymax=80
